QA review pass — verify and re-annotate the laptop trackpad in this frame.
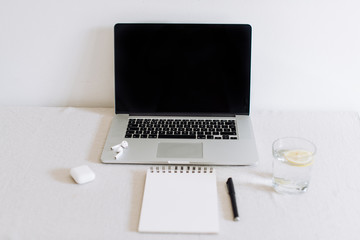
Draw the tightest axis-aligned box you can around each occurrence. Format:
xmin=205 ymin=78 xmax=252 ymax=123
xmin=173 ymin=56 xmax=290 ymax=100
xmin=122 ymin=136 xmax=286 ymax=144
xmin=156 ymin=143 xmax=203 ymax=158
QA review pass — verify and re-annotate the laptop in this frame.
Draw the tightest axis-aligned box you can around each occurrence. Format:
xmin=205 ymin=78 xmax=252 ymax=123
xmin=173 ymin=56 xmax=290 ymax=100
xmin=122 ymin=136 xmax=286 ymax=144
xmin=101 ymin=23 xmax=258 ymax=166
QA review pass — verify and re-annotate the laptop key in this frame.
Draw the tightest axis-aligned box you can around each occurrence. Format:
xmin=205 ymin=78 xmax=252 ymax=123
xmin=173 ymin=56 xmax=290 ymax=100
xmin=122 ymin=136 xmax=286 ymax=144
xmin=197 ymin=135 xmax=206 ymax=139
xmin=222 ymin=132 xmax=237 ymax=135
xmin=158 ymin=134 xmax=196 ymax=139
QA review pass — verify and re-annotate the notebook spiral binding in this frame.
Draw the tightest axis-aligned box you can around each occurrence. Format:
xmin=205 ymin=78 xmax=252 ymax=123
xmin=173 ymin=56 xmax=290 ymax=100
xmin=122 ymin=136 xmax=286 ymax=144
xmin=150 ymin=166 xmax=214 ymax=174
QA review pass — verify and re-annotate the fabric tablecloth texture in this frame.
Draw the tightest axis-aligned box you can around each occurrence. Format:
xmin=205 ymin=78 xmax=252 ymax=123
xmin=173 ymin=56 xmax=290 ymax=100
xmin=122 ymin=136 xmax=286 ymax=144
xmin=1 ymin=107 xmax=360 ymax=239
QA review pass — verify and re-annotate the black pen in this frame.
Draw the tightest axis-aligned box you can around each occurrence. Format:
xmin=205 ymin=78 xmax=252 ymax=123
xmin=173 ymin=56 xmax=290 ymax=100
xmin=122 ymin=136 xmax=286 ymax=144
xmin=226 ymin=177 xmax=240 ymax=221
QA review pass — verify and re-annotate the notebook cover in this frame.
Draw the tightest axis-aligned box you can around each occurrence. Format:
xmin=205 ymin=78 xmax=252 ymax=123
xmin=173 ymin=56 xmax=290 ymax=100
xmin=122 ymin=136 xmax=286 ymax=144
xmin=138 ymin=166 xmax=219 ymax=234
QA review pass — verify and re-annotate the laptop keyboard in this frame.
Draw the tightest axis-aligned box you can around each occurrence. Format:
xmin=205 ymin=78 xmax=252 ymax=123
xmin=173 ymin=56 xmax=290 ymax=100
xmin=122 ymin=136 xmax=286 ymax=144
xmin=125 ymin=119 xmax=238 ymax=140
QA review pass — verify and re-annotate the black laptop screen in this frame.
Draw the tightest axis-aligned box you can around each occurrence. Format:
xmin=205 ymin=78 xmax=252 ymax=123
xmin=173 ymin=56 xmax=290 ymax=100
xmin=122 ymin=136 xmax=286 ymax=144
xmin=114 ymin=23 xmax=251 ymax=116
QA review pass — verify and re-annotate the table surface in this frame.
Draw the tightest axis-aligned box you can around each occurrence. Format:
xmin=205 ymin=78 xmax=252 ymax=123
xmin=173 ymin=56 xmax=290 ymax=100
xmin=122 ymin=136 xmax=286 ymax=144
xmin=1 ymin=107 xmax=360 ymax=239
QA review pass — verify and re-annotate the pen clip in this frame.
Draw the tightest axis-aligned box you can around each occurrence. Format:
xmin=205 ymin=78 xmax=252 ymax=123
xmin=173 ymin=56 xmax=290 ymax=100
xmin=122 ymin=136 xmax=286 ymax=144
xmin=226 ymin=177 xmax=235 ymax=194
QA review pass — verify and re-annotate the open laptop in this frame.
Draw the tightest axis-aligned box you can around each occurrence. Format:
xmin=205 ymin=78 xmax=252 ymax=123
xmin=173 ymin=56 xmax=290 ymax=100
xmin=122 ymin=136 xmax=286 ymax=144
xmin=101 ymin=23 xmax=258 ymax=166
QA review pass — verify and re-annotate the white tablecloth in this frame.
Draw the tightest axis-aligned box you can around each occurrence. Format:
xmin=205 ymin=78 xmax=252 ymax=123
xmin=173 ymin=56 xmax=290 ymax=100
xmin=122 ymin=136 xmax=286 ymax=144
xmin=1 ymin=107 xmax=360 ymax=239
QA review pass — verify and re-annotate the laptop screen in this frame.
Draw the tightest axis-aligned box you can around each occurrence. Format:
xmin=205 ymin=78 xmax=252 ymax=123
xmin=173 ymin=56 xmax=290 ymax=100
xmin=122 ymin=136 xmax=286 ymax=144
xmin=114 ymin=23 xmax=251 ymax=116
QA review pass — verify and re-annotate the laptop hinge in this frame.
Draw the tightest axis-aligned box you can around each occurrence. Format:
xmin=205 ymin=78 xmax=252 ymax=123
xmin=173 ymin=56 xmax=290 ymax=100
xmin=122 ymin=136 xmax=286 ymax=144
xmin=128 ymin=113 xmax=236 ymax=117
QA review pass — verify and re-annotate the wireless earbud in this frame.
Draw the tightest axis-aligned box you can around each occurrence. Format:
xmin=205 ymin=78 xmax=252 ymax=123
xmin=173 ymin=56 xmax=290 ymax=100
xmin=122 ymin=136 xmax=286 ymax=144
xmin=111 ymin=141 xmax=128 ymax=159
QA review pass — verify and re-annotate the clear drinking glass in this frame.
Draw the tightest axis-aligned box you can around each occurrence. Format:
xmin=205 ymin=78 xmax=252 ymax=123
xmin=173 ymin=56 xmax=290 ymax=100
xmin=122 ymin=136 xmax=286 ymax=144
xmin=272 ymin=137 xmax=316 ymax=194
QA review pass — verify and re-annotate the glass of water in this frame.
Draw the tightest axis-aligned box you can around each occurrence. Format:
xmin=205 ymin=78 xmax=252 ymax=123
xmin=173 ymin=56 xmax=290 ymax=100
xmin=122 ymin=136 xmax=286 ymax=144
xmin=272 ymin=137 xmax=316 ymax=194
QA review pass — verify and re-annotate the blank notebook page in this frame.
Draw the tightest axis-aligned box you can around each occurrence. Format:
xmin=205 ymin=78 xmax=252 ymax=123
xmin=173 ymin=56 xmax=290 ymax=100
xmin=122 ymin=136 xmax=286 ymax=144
xmin=138 ymin=166 xmax=219 ymax=234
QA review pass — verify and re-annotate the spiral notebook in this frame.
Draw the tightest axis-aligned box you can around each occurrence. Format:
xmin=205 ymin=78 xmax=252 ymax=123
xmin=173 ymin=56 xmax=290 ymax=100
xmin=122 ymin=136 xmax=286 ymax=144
xmin=138 ymin=166 xmax=219 ymax=234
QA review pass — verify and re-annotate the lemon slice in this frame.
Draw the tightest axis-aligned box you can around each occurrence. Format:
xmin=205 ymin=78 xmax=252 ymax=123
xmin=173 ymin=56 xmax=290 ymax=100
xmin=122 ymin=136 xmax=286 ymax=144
xmin=284 ymin=149 xmax=314 ymax=167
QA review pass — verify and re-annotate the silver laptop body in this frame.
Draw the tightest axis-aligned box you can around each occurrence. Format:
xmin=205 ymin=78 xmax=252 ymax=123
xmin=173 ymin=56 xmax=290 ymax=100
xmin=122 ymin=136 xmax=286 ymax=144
xmin=101 ymin=23 xmax=258 ymax=166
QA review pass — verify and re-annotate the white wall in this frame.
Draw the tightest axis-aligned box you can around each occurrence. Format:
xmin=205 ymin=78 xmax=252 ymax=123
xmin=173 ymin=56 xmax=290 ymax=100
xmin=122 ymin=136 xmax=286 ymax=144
xmin=1 ymin=0 xmax=360 ymax=110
